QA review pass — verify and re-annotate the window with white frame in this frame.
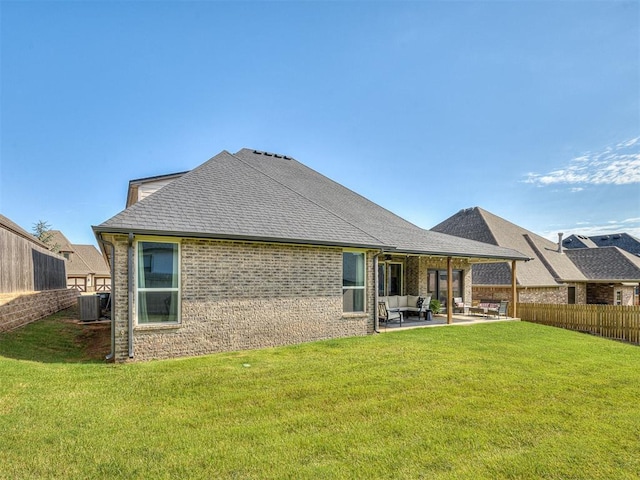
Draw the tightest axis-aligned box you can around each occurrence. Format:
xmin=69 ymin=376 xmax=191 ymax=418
xmin=136 ymin=240 xmax=180 ymax=324
xmin=343 ymin=251 xmax=365 ymax=312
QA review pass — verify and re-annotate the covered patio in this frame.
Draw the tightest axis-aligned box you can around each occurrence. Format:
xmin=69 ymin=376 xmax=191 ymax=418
xmin=375 ymin=250 xmax=524 ymax=331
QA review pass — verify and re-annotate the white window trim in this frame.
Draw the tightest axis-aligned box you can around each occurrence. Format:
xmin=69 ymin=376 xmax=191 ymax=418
xmin=343 ymin=250 xmax=367 ymax=313
xmin=134 ymin=237 xmax=181 ymax=326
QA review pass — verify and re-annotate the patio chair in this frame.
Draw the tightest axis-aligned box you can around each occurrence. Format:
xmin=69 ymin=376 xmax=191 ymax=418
xmin=453 ymin=297 xmax=466 ymax=314
xmin=488 ymin=301 xmax=509 ymax=318
xmin=378 ymin=301 xmax=402 ymax=325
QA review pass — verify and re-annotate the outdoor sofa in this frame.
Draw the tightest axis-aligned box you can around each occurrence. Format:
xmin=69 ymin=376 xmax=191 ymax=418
xmin=379 ymin=295 xmax=431 ymax=322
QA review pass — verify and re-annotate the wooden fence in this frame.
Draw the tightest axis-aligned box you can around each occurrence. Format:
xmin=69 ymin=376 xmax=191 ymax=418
xmin=0 ymin=227 xmax=66 ymax=293
xmin=519 ymin=303 xmax=640 ymax=345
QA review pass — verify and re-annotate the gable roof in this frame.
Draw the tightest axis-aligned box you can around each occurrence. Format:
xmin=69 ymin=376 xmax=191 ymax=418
xmin=432 ymin=207 xmax=586 ymax=286
xmin=66 ymin=245 xmax=111 ymax=276
xmin=564 ymin=247 xmax=640 ymax=282
xmin=49 ymin=230 xmax=75 ymax=253
xmin=94 ymin=149 xmax=529 ymax=261
xmin=126 ymin=171 xmax=188 ymax=208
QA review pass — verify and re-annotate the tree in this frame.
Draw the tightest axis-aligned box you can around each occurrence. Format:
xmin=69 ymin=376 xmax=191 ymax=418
xmin=32 ymin=220 xmax=60 ymax=253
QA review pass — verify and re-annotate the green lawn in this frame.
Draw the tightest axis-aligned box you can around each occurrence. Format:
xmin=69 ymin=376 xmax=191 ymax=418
xmin=1 ymin=313 xmax=639 ymax=479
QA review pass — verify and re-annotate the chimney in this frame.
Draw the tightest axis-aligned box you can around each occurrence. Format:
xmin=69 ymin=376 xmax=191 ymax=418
xmin=558 ymin=232 xmax=564 ymax=254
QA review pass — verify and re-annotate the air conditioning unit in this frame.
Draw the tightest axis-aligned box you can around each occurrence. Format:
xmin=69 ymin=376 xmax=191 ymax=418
xmin=78 ymin=295 xmax=101 ymax=322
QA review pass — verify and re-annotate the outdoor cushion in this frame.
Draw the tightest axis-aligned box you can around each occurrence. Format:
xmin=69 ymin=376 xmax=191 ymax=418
xmin=387 ymin=296 xmax=398 ymax=309
xmin=407 ymin=295 xmax=419 ymax=308
xmin=397 ymin=296 xmax=408 ymax=308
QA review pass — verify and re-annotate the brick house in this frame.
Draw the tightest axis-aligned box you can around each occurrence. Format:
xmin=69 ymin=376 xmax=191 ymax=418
xmin=431 ymin=207 xmax=640 ymax=306
xmin=93 ymin=149 xmax=528 ymax=362
xmin=49 ymin=230 xmax=111 ymax=292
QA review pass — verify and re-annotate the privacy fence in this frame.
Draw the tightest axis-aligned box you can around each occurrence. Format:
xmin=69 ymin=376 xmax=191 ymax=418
xmin=0 ymin=227 xmax=66 ymax=293
xmin=519 ymin=303 xmax=640 ymax=345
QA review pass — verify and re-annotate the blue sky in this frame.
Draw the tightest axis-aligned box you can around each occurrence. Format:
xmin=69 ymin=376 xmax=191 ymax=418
xmin=1 ymin=1 xmax=638 ymax=247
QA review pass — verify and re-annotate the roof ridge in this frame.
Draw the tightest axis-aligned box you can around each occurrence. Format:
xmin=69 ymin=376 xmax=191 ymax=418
xmin=228 ymin=150 xmax=390 ymax=247
xmin=522 ymin=233 xmax=561 ymax=281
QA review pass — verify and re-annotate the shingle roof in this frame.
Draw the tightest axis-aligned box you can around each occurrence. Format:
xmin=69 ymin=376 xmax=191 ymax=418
xmin=564 ymin=233 xmax=640 ymax=256
xmin=49 ymin=230 xmax=75 ymax=253
xmin=94 ymin=150 xmax=529 ymax=260
xmin=67 ymin=245 xmax=110 ymax=276
xmin=432 ymin=207 xmax=586 ymax=286
xmin=564 ymin=247 xmax=640 ymax=281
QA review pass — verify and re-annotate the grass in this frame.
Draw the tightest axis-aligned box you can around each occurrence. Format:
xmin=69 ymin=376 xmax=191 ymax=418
xmin=1 ymin=312 xmax=639 ymax=479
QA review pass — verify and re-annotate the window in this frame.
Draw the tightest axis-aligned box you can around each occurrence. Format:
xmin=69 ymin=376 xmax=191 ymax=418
xmin=343 ymin=251 xmax=365 ymax=312
xmin=428 ymin=269 xmax=463 ymax=307
xmin=377 ymin=262 xmax=403 ymax=296
xmin=568 ymin=286 xmax=576 ymax=304
xmin=137 ymin=241 xmax=180 ymax=324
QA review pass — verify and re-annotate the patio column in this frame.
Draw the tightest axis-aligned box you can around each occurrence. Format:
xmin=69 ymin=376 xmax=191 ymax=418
xmin=511 ymin=260 xmax=517 ymax=318
xmin=447 ymin=257 xmax=453 ymax=324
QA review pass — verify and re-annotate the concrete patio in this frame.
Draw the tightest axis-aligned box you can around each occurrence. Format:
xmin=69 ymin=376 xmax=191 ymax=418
xmin=378 ymin=313 xmax=519 ymax=331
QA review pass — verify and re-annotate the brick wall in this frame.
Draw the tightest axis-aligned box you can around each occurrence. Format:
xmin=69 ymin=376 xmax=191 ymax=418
xmin=105 ymin=235 xmax=375 ymax=362
xmin=474 ymin=283 xmax=587 ymax=305
xmin=0 ymin=289 xmax=78 ymax=333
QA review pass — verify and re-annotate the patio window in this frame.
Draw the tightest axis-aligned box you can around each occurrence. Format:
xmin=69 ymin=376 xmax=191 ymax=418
xmin=343 ymin=251 xmax=365 ymax=312
xmin=136 ymin=240 xmax=180 ymax=324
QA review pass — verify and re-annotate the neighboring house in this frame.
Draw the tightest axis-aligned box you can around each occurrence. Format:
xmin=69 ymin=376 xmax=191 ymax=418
xmin=431 ymin=207 xmax=640 ymax=306
xmin=93 ymin=149 xmax=529 ymax=362
xmin=563 ymin=233 xmax=640 ymax=257
xmin=49 ymin=231 xmax=111 ymax=292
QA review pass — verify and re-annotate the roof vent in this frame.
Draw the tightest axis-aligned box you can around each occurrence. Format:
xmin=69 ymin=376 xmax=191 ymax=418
xmin=613 ymin=234 xmax=621 ymax=239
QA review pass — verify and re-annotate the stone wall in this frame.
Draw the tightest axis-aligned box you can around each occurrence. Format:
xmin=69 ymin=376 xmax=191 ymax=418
xmin=104 ymin=235 xmax=374 ymax=362
xmin=0 ymin=289 xmax=78 ymax=333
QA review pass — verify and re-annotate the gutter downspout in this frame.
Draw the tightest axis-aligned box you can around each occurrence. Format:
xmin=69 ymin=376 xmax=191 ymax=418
xmin=128 ymin=233 xmax=134 ymax=359
xmin=373 ymin=251 xmax=383 ymax=333
xmin=98 ymin=237 xmax=116 ymax=362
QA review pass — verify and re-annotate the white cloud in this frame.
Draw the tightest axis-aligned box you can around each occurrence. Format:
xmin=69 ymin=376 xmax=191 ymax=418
xmin=540 ymin=217 xmax=640 ymax=242
xmin=524 ymin=137 xmax=640 ymax=187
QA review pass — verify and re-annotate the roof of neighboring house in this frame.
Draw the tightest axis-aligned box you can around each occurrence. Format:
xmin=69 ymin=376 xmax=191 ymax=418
xmin=431 ymin=207 xmax=587 ymax=286
xmin=94 ymin=149 xmax=529 ymax=261
xmin=49 ymin=230 xmax=75 ymax=253
xmin=0 ymin=214 xmax=49 ymax=249
xmin=46 ymin=230 xmax=109 ymax=276
xmin=67 ymin=244 xmax=111 ymax=276
xmin=564 ymin=233 xmax=640 ymax=256
xmin=564 ymin=247 xmax=640 ymax=282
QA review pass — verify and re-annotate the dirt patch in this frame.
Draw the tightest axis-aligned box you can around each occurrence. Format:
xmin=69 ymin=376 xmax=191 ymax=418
xmin=59 ymin=305 xmax=111 ymax=361
xmin=77 ymin=321 xmax=111 ymax=361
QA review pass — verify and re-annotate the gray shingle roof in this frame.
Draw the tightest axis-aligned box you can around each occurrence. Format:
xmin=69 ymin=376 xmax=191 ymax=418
xmin=565 ymin=247 xmax=640 ymax=281
xmin=564 ymin=233 xmax=640 ymax=256
xmin=94 ymin=150 xmax=529 ymax=260
xmin=432 ymin=207 xmax=586 ymax=286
